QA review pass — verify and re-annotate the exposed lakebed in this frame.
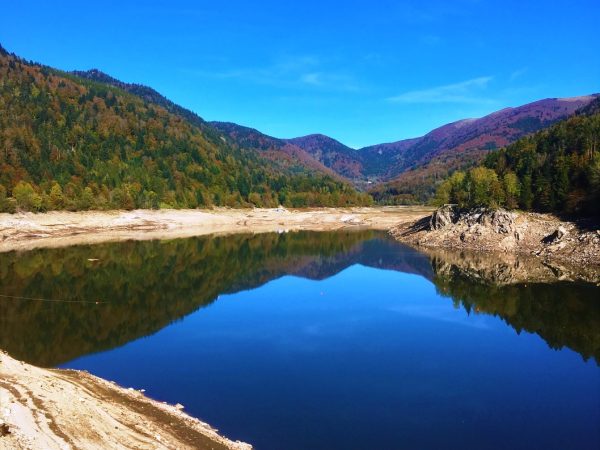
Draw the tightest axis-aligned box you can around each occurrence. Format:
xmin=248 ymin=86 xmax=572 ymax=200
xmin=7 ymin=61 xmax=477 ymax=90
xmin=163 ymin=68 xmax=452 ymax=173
xmin=1 ymin=231 xmax=598 ymax=449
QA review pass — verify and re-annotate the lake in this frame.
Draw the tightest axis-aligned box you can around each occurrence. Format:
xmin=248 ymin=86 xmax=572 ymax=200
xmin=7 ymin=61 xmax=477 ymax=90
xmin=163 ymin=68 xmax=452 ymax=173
xmin=1 ymin=230 xmax=598 ymax=449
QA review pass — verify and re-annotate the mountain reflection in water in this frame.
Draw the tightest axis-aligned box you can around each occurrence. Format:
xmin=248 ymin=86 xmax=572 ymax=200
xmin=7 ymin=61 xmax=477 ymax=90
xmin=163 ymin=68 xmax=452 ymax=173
xmin=0 ymin=230 xmax=598 ymax=367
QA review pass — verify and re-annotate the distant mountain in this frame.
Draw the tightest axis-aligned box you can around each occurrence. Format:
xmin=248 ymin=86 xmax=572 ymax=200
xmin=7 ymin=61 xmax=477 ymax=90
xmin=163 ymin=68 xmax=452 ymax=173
xmin=214 ymin=95 xmax=597 ymax=201
xmin=427 ymin=94 xmax=600 ymax=217
xmin=210 ymin=122 xmax=346 ymax=180
xmin=369 ymin=95 xmax=598 ymax=202
xmin=285 ymin=134 xmax=362 ymax=179
xmin=4 ymin=43 xmax=594 ymax=207
xmin=481 ymin=95 xmax=600 ymax=216
xmin=70 ymin=67 xmax=600 ymax=206
xmin=365 ymin=95 xmax=597 ymax=182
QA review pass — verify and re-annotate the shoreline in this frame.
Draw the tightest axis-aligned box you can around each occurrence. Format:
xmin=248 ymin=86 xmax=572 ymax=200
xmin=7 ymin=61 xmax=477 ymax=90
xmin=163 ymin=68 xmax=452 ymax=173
xmin=391 ymin=206 xmax=600 ymax=280
xmin=0 ymin=351 xmax=251 ymax=450
xmin=0 ymin=206 xmax=433 ymax=253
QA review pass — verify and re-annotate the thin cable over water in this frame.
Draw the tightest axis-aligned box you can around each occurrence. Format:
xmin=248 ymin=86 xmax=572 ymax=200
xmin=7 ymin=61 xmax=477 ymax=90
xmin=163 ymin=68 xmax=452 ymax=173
xmin=0 ymin=293 xmax=104 ymax=304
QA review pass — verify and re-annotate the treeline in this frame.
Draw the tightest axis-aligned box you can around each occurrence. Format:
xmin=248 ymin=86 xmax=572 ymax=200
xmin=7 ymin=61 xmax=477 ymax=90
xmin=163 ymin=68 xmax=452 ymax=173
xmin=370 ymin=148 xmax=488 ymax=206
xmin=0 ymin=47 xmax=372 ymax=213
xmin=433 ymin=100 xmax=600 ymax=217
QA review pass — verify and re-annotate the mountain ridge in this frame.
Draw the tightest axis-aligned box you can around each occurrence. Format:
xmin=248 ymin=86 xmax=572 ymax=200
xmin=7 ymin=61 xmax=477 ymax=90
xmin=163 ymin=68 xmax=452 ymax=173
xmin=2 ymin=43 xmax=596 ymax=206
xmin=370 ymin=94 xmax=598 ymax=202
xmin=214 ymin=94 xmax=597 ymax=198
xmin=69 ymin=63 xmax=598 ymax=197
xmin=0 ymin=48 xmax=371 ymax=212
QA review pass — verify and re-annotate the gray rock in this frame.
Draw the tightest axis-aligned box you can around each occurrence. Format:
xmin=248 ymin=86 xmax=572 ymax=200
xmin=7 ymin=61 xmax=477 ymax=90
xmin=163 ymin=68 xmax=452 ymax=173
xmin=430 ymin=205 xmax=457 ymax=230
xmin=488 ymin=209 xmax=516 ymax=234
xmin=448 ymin=208 xmax=516 ymax=234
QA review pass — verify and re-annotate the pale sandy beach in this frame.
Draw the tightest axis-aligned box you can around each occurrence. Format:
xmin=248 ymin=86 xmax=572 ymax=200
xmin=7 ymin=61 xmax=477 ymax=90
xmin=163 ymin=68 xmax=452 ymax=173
xmin=0 ymin=206 xmax=433 ymax=253
xmin=0 ymin=351 xmax=251 ymax=450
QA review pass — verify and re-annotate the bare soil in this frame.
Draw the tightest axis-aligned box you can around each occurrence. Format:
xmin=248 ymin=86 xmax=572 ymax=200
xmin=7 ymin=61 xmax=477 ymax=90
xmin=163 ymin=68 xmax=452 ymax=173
xmin=0 ymin=206 xmax=433 ymax=253
xmin=0 ymin=351 xmax=251 ymax=450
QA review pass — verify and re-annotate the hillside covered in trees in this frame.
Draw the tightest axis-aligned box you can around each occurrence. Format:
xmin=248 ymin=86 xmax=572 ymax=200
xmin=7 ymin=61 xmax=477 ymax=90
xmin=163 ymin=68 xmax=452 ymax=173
xmin=433 ymin=97 xmax=600 ymax=217
xmin=0 ymin=46 xmax=371 ymax=212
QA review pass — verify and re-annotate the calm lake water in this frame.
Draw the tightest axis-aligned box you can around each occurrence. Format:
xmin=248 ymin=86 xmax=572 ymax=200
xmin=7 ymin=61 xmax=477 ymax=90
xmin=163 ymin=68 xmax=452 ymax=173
xmin=1 ymin=231 xmax=599 ymax=449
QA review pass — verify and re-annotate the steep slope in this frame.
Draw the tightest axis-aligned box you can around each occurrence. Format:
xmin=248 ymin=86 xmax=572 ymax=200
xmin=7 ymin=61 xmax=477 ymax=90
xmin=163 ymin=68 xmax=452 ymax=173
xmin=209 ymin=122 xmax=345 ymax=180
xmin=73 ymin=70 xmax=358 ymax=184
xmin=483 ymin=96 xmax=600 ymax=215
xmin=370 ymin=95 xmax=598 ymax=203
xmin=0 ymin=46 xmax=371 ymax=211
xmin=285 ymin=134 xmax=364 ymax=179
xmin=214 ymin=95 xmax=596 ymax=200
xmin=71 ymin=68 xmax=224 ymax=143
xmin=430 ymin=95 xmax=600 ymax=216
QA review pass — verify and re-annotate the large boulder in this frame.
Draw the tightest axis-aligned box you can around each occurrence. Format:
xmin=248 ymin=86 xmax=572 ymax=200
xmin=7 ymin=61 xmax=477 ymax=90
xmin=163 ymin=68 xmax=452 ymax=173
xmin=487 ymin=209 xmax=516 ymax=234
xmin=458 ymin=208 xmax=515 ymax=234
xmin=430 ymin=205 xmax=457 ymax=230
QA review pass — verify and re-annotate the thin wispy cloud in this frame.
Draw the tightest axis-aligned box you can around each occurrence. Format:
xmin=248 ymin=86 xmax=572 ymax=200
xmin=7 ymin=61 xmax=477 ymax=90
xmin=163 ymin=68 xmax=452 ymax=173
xmin=183 ymin=56 xmax=360 ymax=92
xmin=300 ymin=73 xmax=322 ymax=86
xmin=387 ymin=1 xmax=481 ymax=26
xmin=509 ymin=67 xmax=528 ymax=81
xmin=387 ymin=76 xmax=494 ymax=104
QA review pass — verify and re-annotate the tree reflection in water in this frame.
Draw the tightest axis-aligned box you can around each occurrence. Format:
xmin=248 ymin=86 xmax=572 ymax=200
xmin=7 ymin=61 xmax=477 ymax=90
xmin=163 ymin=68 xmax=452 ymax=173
xmin=0 ymin=230 xmax=598 ymax=366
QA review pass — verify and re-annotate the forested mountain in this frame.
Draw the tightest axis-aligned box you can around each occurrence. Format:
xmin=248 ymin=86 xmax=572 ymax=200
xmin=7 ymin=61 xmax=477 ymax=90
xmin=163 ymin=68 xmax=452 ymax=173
xmin=209 ymin=122 xmax=345 ymax=180
xmin=432 ymin=96 xmax=600 ymax=217
xmin=214 ymin=95 xmax=597 ymax=202
xmin=0 ymin=45 xmax=371 ymax=212
xmin=0 ymin=42 xmax=594 ymax=212
xmin=369 ymin=96 xmax=597 ymax=203
xmin=285 ymin=134 xmax=363 ymax=179
xmin=72 ymin=68 xmax=223 ymax=143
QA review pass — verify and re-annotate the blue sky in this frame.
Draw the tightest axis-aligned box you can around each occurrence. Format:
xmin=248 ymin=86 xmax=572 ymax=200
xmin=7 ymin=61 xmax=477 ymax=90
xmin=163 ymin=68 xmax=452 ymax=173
xmin=2 ymin=1 xmax=599 ymax=148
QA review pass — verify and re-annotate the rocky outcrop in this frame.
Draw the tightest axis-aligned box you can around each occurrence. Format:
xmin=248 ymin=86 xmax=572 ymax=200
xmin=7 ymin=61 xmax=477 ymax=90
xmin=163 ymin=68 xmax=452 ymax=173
xmin=429 ymin=204 xmax=457 ymax=229
xmin=391 ymin=206 xmax=600 ymax=279
xmin=427 ymin=206 xmax=517 ymax=234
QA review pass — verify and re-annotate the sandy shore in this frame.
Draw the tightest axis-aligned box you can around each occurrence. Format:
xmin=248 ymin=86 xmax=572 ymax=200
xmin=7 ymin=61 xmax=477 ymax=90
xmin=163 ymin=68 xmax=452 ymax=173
xmin=0 ymin=206 xmax=432 ymax=253
xmin=0 ymin=352 xmax=251 ymax=450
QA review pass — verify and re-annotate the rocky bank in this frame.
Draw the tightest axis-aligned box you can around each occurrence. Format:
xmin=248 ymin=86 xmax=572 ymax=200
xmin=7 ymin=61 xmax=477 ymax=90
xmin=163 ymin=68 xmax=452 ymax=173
xmin=391 ymin=205 xmax=600 ymax=282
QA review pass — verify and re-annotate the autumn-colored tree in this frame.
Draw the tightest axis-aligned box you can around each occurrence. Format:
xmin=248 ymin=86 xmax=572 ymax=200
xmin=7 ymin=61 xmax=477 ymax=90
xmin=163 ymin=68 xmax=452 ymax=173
xmin=13 ymin=181 xmax=42 ymax=211
xmin=503 ymin=172 xmax=520 ymax=209
xmin=48 ymin=183 xmax=64 ymax=209
xmin=0 ymin=50 xmax=372 ymax=213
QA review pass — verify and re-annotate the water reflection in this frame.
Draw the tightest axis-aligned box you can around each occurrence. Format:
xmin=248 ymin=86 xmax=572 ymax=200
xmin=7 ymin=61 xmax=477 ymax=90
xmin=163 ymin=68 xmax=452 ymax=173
xmin=0 ymin=231 xmax=598 ymax=366
xmin=428 ymin=249 xmax=600 ymax=363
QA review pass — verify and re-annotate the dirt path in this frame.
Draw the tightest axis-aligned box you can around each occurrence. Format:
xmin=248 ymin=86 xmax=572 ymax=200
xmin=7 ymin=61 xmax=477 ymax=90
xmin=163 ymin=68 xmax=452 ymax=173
xmin=0 ymin=206 xmax=432 ymax=253
xmin=0 ymin=351 xmax=251 ymax=450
